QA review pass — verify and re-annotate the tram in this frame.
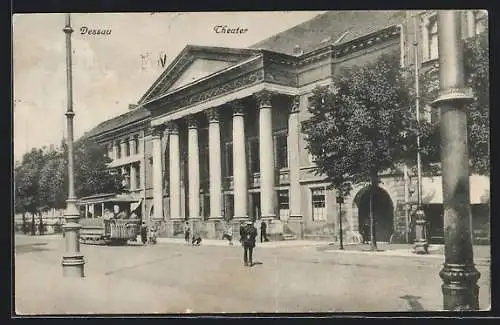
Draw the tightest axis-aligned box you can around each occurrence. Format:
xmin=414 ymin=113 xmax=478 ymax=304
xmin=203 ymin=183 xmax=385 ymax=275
xmin=78 ymin=193 xmax=143 ymax=245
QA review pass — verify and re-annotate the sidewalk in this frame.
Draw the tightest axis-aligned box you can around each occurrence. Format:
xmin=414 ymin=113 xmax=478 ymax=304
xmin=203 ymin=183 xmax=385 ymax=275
xmin=156 ymin=237 xmax=327 ymax=248
xmin=320 ymin=242 xmax=491 ymax=264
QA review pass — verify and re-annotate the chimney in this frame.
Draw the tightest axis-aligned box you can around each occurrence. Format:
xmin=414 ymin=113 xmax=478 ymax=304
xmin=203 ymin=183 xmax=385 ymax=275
xmin=293 ymin=45 xmax=303 ymax=56
xmin=128 ymin=104 xmax=138 ymax=110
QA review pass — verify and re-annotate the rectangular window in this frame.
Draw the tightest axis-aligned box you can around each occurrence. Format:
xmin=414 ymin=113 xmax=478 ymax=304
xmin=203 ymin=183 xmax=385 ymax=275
xmin=224 ymin=143 xmax=233 ymax=177
xmin=249 ymin=138 xmax=260 ymax=173
xmin=200 ymin=145 xmax=209 ymax=181
xmin=135 ymin=163 xmax=141 ymax=188
xmin=278 ymin=190 xmax=290 ymax=219
xmin=429 ymin=18 xmax=439 ymax=60
xmin=135 ymin=136 xmax=140 ymax=154
xmin=203 ymin=195 xmax=210 ymax=221
xmin=125 ymin=140 xmax=131 ymax=157
xmin=224 ymin=194 xmax=234 ymax=221
xmin=116 ymin=141 xmax=121 ymax=159
xmin=308 ymin=153 xmax=317 ymax=165
xmin=275 ymin=133 xmax=288 ymax=169
xmin=311 ymin=187 xmax=327 ymax=221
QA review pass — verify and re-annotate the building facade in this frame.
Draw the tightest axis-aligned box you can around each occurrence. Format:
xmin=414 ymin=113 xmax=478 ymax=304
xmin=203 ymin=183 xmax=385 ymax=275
xmin=85 ymin=10 xmax=489 ymax=243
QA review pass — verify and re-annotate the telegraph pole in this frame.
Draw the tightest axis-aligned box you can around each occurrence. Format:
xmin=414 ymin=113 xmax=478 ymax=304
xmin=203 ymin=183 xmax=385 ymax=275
xmin=432 ymin=10 xmax=480 ymax=310
xmin=62 ymin=13 xmax=85 ymax=277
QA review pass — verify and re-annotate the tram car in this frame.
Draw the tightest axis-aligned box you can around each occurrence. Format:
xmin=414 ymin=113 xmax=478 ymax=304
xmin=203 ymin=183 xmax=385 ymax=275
xmin=78 ymin=193 xmax=143 ymax=245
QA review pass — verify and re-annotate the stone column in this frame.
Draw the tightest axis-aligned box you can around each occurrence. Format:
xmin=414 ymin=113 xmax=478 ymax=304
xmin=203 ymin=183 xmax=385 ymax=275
xmin=432 ymin=10 xmax=480 ymax=311
xmin=255 ymin=90 xmax=276 ymax=220
xmin=151 ymin=127 xmax=164 ymax=220
xmin=129 ymin=163 xmax=137 ymax=191
xmin=168 ymin=122 xmax=181 ymax=219
xmin=230 ymin=101 xmax=248 ymax=220
xmin=188 ymin=117 xmax=201 ymax=220
xmin=207 ymin=108 xmax=223 ymax=219
xmin=288 ymin=96 xmax=302 ymax=219
xmin=120 ymin=138 xmax=127 ymax=157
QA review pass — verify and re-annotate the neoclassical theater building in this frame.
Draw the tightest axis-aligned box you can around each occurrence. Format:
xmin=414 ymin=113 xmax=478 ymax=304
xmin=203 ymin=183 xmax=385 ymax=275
xmin=84 ymin=10 xmax=489 ymax=243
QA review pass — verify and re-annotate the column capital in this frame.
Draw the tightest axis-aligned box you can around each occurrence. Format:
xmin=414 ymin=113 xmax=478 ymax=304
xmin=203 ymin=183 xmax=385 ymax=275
xmin=254 ymin=90 xmax=274 ymax=108
xmin=187 ymin=116 xmax=199 ymax=129
xmin=289 ymin=95 xmax=300 ymax=113
xmin=151 ymin=126 xmax=165 ymax=138
xmin=206 ymin=107 xmax=220 ymax=123
xmin=229 ymin=100 xmax=245 ymax=116
xmin=166 ymin=121 xmax=179 ymax=135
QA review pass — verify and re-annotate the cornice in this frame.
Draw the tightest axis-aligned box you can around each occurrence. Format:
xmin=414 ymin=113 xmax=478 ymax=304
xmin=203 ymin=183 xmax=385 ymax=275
xmin=89 ymin=119 xmax=150 ymax=143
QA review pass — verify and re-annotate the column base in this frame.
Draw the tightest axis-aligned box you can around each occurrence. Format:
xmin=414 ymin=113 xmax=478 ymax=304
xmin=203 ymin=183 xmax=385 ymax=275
xmin=440 ymin=264 xmax=481 ymax=310
xmin=285 ymin=215 xmax=304 ymax=239
xmin=165 ymin=219 xmax=184 ymax=237
xmin=206 ymin=218 xmax=226 ymax=239
xmin=62 ymin=255 xmax=85 ymax=278
xmin=413 ymin=241 xmax=429 ymax=254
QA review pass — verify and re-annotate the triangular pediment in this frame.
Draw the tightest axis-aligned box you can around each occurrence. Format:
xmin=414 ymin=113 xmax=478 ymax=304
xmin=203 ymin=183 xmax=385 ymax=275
xmin=139 ymin=45 xmax=261 ymax=104
xmin=168 ymin=58 xmax=234 ymax=92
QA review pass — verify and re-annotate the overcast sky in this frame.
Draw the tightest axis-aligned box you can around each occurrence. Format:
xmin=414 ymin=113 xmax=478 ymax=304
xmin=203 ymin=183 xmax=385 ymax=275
xmin=13 ymin=11 xmax=324 ymax=162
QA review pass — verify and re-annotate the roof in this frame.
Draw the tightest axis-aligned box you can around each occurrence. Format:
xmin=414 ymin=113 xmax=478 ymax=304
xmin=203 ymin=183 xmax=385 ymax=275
xmin=83 ymin=106 xmax=151 ymax=139
xmin=250 ymin=10 xmax=406 ymax=56
xmin=78 ymin=193 xmax=141 ymax=204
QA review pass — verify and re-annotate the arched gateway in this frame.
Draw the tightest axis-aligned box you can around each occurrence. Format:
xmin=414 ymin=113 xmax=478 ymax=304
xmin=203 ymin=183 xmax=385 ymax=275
xmin=353 ymin=186 xmax=394 ymax=243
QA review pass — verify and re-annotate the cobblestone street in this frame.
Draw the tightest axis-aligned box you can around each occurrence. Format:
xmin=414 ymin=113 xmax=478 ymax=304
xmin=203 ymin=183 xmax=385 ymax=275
xmin=14 ymin=235 xmax=491 ymax=314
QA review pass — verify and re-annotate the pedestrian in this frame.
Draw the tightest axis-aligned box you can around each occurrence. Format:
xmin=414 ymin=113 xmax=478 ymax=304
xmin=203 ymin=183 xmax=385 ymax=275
xmin=241 ymin=220 xmax=257 ymax=267
xmin=192 ymin=233 xmax=202 ymax=246
xmin=239 ymin=221 xmax=245 ymax=244
xmin=140 ymin=221 xmax=147 ymax=244
xmin=184 ymin=221 xmax=191 ymax=245
xmin=362 ymin=221 xmax=370 ymax=244
xmin=260 ymin=220 xmax=269 ymax=243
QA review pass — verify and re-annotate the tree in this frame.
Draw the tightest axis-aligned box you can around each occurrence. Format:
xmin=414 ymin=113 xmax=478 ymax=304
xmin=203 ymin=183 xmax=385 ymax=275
xmin=302 ymin=52 xmax=429 ymax=251
xmin=73 ymin=137 xmax=124 ymax=198
xmin=418 ymin=33 xmax=489 ymax=175
xmin=39 ymin=148 xmax=68 ymax=210
xmin=14 ymin=148 xmax=46 ymax=235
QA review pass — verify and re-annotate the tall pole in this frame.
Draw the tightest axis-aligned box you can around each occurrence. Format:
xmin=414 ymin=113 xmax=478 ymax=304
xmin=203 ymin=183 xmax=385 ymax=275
xmin=62 ymin=13 xmax=85 ymax=277
xmin=337 ymin=195 xmax=344 ymax=250
xmin=412 ymin=13 xmax=429 ymax=254
xmin=432 ymin=10 xmax=480 ymax=310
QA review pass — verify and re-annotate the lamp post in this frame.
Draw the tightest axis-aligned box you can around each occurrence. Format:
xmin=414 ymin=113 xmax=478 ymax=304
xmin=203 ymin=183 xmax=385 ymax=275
xmin=336 ymin=195 xmax=344 ymax=250
xmin=62 ymin=13 xmax=85 ymax=277
xmin=412 ymin=12 xmax=429 ymax=254
xmin=431 ymin=10 xmax=480 ymax=310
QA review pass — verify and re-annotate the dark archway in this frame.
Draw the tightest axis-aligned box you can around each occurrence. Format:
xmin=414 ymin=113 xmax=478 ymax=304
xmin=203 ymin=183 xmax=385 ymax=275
xmin=355 ymin=186 xmax=394 ymax=243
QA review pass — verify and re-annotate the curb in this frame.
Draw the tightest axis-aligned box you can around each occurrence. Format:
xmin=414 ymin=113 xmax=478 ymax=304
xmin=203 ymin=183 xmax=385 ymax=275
xmin=322 ymin=248 xmax=491 ymax=264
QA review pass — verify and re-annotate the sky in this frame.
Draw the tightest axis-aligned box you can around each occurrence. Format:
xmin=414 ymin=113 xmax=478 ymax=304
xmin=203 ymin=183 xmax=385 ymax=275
xmin=13 ymin=11 xmax=324 ymax=162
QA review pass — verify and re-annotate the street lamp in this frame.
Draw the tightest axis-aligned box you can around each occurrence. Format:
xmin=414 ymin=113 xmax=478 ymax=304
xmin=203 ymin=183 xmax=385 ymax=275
xmin=61 ymin=13 xmax=85 ymax=277
xmin=412 ymin=12 xmax=429 ymax=255
xmin=431 ymin=10 xmax=480 ymax=311
xmin=336 ymin=195 xmax=344 ymax=250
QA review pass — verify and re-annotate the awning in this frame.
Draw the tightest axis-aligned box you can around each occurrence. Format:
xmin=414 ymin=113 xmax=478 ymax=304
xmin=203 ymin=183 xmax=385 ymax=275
xmin=78 ymin=193 xmax=141 ymax=205
xmin=421 ymin=175 xmax=490 ymax=204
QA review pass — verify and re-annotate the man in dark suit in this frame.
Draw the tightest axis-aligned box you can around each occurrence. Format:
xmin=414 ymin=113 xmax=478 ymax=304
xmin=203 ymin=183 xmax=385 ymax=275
xmin=241 ymin=221 xmax=257 ymax=267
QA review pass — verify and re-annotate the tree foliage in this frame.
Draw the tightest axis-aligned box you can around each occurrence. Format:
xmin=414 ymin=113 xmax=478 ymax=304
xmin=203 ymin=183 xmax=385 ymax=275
xmin=73 ymin=137 xmax=124 ymax=198
xmin=14 ymin=138 xmax=124 ymax=219
xmin=302 ymin=52 xmax=431 ymax=249
xmin=418 ymin=33 xmax=489 ymax=175
xmin=302 ymin=52 xmax=426 ymax=194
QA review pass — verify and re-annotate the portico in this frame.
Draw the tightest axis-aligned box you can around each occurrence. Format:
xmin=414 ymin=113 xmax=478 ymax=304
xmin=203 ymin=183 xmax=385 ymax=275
xmin=138 ymin=45 xmax=303 ymax=238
